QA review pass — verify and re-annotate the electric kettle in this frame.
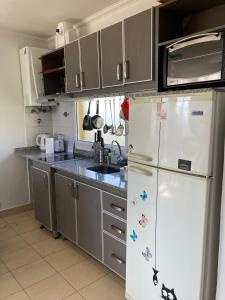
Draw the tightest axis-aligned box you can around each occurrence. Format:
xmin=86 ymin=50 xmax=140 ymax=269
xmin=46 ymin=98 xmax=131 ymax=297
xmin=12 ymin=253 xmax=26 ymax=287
xmin=36 ymin=134 xmax=51 ymax=151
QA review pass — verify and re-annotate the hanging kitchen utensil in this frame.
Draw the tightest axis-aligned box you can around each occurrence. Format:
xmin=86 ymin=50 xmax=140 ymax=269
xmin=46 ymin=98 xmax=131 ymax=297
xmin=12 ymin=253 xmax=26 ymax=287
xmin=120 ymin=97 xmax=129 ymax=121
xmin=109 ymin=98 xmax=115 ymax=135
xmin=91 ymin=99 xmax=104 ymax=129
xmin=83 ymin=100 xmax=93 ymax=131
xmin=103 ymin=98 xmax=112 ymax=134
xmin=115 ymin=96 xmax=125 ymax=136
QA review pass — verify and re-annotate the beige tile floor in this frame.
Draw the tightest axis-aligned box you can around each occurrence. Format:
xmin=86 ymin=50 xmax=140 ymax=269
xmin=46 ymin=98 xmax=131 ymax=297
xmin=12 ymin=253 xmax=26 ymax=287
xmin=0 ymin=210 xmax=125 ymax=300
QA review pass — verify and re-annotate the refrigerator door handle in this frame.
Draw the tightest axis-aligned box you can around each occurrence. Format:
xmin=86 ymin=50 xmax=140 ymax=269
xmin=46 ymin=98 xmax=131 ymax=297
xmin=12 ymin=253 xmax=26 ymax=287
xmin=128 ymin=166 xmax=153 ymax=177
xmin=128 ymin=153 xmax=152 ymax=162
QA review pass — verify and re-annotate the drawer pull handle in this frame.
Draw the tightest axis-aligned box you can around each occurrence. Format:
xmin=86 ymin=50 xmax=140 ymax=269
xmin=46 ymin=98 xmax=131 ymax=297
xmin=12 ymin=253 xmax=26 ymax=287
xmin=110 ymin=203 xmax=125 ymax=213
xmin=128 ymin=166 xmax=153 ymax=177
xmin=111 ymin=253 xmax=125 ymax=265
xmin=110 ymin=225 xmax=125 ymax=235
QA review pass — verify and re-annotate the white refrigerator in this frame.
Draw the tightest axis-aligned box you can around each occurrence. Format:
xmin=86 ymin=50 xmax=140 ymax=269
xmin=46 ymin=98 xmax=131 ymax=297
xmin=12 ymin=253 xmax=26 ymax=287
xmin=126 ymin=90 xmax=225 ymax=300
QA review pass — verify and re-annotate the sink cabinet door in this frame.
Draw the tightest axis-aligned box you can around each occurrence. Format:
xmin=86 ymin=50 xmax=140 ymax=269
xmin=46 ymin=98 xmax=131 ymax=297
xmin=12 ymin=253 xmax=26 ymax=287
xmin=124 ymin=9 xmax=154 ymax=84
xmin=65 ymin=40 xmax=81 ymax=93
xmin=100 ymin=22 xmax=124 ymax=88
xmin=79 ymin=32 xmax=101 ymax=91
xmin=55 ymin=173 xmax=77 ymax=243
xmin=31 ymin=167 xmax=52 ymax=230
xmin=76 ymin=182 xmax=102 ymax=260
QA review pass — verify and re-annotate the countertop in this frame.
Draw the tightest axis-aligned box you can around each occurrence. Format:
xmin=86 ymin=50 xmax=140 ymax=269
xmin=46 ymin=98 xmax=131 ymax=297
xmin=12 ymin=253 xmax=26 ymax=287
xmin=52 ymin=159 xmax=127 ymax=193
xmin=15 ymin=147 xmax=127 ymax=193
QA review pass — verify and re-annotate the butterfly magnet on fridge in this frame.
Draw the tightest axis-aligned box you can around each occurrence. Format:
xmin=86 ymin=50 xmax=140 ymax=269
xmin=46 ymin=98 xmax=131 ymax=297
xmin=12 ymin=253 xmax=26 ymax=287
xmin=139 ymin=214 xmax=148 ymax=228
xmin=142 ymin=247 xmax=152 ymax=262
xmin=140 ymin=191 xmax=148 ymax=202
xmin=130 ymin=230 xmax=138 ymax=242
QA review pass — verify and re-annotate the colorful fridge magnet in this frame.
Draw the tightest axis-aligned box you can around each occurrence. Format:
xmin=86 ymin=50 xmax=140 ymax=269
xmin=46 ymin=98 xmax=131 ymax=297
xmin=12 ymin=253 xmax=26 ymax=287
xmin=139 ymin=214 xmax=148 ymax=228
xmin=130 ymin=199 xmax=138 ymax=207
xmin=142 ymin=247 xmax=152 ymax=262
xmin=161 ymin=284 xmax=177 ymax=300
xmin=140 ymin=191 xmax=148 ymax=201
xmin=153 ymin=268 xmax=159 ymax=286
xmin=130 ymin=230 xmax=138 ymax=242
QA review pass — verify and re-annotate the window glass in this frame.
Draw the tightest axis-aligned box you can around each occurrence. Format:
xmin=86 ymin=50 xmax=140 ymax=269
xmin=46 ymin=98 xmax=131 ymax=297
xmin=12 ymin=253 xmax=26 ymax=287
xmin=76 ymin=96 xmax=126 ymax=146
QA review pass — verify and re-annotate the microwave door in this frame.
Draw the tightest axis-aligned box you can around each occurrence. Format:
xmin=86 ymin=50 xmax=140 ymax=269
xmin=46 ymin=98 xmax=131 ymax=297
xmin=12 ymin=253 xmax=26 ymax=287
xmin=166 ymin=33 xmax=223 ymax=87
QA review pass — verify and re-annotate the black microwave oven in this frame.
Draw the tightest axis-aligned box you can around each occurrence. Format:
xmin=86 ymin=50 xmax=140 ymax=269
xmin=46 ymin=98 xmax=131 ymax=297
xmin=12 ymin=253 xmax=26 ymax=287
xmin=164 ymin=32 xmax=225 ymax=89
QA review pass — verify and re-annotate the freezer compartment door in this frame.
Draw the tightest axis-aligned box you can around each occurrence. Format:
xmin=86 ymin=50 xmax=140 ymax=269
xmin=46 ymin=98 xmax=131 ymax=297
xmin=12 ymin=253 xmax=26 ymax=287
xmin=158 ymin=93 xmax=214 ymax=176
xmin=156 ymin=169 xmax=210 ymax=300
xmin=126 ymin=163 xmax=160 ymax=300
xmin=128 ymin=97 xmax=161 ymax=167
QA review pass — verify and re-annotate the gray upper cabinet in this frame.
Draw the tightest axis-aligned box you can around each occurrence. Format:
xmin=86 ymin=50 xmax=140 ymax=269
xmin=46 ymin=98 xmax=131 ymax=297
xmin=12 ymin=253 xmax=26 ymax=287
xmin=100 ymin=22 xmax=123 ymax=88
xmin=76 ymin=182 xmax=102 ymax=260
xmin=54 ymin=174 xmax=77 ymax=243
xmin=80 ymin=32 xmax=101 ymax=91
xmin=31 ymin=167 xmax=51 ymax=230
xmin=65 ymin=40 xmax=81 ymax=93
xmin=124 ymin=9 xmax=153 ymax=84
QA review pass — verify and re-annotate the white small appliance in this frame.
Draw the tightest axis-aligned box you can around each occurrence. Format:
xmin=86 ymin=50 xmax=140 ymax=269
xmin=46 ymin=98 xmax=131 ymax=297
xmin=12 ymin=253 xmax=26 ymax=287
xmin=126 ymin=90 xmax=225 ymax=300
xmin=54 ymin=134 xmax=65 ymax=153
xmin=45 ymin=138 xmax=55 ymax=154
xmin=36 ymin=134 xmax=51 ymax=151
xmin=55 ymin=22 xmax=77 ymax=48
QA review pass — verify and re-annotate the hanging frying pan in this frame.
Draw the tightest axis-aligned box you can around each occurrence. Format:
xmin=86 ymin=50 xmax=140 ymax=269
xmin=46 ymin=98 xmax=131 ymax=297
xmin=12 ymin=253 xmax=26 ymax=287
xmin=83 ymin=100 xmax=93 ymax=131
xmin=91 ymin=100 xmax=104 ymax=129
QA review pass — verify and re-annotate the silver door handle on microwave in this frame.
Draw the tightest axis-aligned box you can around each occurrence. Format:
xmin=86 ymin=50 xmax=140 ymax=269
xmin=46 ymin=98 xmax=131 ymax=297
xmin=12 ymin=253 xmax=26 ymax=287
xmin=128 ymin=166 xmax=153 ymax=177
xmin=167 ymin=33 xmax=222 ymax=52
xmin=128 ymin=153 xmax=152 ymax=162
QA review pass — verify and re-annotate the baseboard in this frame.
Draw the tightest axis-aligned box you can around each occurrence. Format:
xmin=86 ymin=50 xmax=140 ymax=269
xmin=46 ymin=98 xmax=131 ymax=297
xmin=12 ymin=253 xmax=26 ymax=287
xmin=0 ymin=203 xmax=33 ymax=218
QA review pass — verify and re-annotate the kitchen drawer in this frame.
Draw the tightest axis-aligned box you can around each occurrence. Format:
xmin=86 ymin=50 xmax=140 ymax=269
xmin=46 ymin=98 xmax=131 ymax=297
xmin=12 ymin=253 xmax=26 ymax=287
xmin=104 ymin=233 xmax=126 ymax=279
xmin=103 ymin=192 xmax=127 ymax=220
xmin=103 ymin=213 xmax=126 ymax=242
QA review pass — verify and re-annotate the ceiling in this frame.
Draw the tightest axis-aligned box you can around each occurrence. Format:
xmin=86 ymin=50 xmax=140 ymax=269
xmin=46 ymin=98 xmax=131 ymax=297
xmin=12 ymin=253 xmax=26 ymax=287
xmin=0 ymin=0 xmax=121 ymax=38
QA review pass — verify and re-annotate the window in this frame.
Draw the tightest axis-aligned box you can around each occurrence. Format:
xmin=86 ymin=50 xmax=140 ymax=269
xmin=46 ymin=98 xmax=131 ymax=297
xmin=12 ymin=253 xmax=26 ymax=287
xmin=76 ymin=97 xmax=126 ymax=148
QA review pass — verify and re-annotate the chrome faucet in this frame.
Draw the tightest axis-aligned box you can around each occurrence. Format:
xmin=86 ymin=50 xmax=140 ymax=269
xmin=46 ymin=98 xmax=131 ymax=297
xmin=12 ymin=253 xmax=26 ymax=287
xmin=111 ymin=140 xmax=122 ymax=156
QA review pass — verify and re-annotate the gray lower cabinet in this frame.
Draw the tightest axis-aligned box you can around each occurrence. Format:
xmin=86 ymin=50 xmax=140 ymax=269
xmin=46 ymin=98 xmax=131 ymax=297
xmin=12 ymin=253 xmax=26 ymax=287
xmin=31 ymin=167 xmax=52 ymax=230
xmin=54 ymin=173 xmax=77 ymax=243
xmin=100 ymin=22 xmax=123 ymax=88
xmin=104 ymin=233 xmax=126 ymax=279
xmin=124 ymin=9 xmax=153 ymax=84
xmin=76 ymin=182 xmax=102 ymax=260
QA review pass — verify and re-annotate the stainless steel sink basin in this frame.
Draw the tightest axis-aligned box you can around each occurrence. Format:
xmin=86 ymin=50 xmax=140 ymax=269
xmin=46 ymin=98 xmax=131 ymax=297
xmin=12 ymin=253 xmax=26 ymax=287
xmin=87 ymin=165 xmax=120 ymax=174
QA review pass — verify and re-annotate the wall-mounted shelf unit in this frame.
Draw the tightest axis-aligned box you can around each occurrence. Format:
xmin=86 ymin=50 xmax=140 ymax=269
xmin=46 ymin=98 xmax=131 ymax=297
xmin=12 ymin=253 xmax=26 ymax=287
xmin=156 ymin=0 xmax=225 ymax=91
xmin=41 ymin=47 xmax=65 ymax=96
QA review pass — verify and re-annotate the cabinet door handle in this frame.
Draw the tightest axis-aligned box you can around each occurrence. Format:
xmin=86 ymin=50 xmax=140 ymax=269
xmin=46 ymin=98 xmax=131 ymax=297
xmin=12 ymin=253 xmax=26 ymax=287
xmin=128 ymin=166 xmax=153 ymax=177
xmin=75 ymin=73 xmax=80 ymax=88
xmin=75 ymin=183 xmax=79 ymax=200
xmin=43 ymin=174 xmax=48 ymax=188
xmin=117 ymin=63 xmax=123 ymax=81
xmin=110 ymin=224 xmax=125 ymax=235
xmin=80 ymin=72 xmax=85 ymax=88
xmin=69 ymin=182 xmax=75 ymax=198
xmin=111 ymin=253 xmax=125 ymax=265
xmin=124 ymin=61 xmax=130 ymax=79
xmin=110 ymin=203 xmax=125 ymax=213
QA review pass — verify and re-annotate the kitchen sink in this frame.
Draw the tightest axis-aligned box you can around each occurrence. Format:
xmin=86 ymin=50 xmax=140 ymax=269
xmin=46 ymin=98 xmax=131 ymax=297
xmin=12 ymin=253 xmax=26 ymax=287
xmin=87 ymin=165 xmax=120 ymax=174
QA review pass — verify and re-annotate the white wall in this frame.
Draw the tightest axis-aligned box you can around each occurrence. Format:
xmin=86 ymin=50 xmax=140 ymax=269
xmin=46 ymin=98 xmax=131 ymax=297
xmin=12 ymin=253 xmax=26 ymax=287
xmin=0 ymin=29 xmax=48 ymax=211
xmin=52 ymin=101 xmax=75 ymax=141
xmin=48 ymin=0 xmax=159 ymax=47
